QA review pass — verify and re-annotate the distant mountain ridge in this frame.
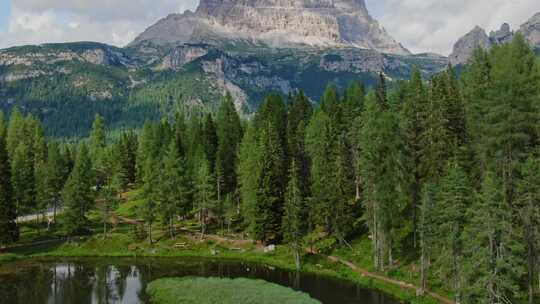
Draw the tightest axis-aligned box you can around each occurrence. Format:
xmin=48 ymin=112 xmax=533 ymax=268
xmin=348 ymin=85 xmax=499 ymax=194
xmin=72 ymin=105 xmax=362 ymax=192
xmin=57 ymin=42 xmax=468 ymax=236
xmin=1 ymin=2 xmax=538 ymax=137
xmin=450 ymin=12 xmax=540 ymax=65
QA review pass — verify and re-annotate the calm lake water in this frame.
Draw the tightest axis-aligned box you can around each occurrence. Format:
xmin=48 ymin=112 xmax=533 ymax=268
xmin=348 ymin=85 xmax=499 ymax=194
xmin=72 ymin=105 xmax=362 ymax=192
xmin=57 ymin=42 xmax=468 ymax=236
xmin=0 ymin=257 xmax=399 ymax=304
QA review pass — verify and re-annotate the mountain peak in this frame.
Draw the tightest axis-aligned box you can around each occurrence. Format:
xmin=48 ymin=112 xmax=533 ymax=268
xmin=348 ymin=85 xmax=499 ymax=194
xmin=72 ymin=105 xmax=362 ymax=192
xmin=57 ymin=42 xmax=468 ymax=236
xmin=520 ymin=12 xmax=540 ymax=47
xmin=449 ymin=26 xmax=491 ymax=65
xmin=130 ymin=0 xmax=409 ymax=55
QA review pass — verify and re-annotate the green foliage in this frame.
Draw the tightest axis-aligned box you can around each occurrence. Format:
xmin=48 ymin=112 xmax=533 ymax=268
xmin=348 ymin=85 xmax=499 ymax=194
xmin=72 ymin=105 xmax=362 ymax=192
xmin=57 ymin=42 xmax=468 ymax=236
xmin=62 ymin=143 xmax=95 ymax=235
xmin=146 ymin=277 xmax=321 ymax=304
xmin=216 ymin=94 xmax=243 ymax=194
xmin=0 ymin=133 xmax=17 ymax=244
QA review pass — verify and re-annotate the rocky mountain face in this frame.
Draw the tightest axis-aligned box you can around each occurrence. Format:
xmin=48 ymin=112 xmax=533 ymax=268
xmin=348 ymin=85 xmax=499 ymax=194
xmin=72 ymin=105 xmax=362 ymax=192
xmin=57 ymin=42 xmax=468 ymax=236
xmin=450 ymin=13 xmax=540 ymax=65
xmin=130 ymin=0 xmax=410 ymax=55
xmin=521 ymin=12 xmax=540 ymax=47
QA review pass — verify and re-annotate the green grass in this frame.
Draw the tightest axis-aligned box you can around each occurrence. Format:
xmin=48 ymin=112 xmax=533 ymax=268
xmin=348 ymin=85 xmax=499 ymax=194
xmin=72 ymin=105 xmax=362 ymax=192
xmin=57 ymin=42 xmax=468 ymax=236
xmin=0 ymin=190 xmax=444 ymax=304
xmin=146 ymin=277 xmax=321 ymax=304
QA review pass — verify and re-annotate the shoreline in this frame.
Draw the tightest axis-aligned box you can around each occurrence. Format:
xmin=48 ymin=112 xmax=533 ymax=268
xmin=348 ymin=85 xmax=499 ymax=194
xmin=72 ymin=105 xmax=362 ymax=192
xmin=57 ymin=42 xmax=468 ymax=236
xmin=0 ymin=236 xmax=443 ymax=304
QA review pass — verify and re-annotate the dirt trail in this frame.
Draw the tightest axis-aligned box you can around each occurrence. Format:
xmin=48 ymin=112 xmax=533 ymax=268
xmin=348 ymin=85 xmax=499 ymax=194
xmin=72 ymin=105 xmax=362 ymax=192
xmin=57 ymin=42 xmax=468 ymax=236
xmin=101 ymin=211 xmax=455 ymax=304
xmin=322 ymin=254 xmax=454 ymax=304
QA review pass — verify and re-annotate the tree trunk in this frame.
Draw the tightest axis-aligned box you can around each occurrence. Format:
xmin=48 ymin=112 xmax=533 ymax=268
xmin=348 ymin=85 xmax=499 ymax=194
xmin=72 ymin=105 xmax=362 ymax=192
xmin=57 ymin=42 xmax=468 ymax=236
xmin=103 ymin=218 xmax=107 ymax=239
xmin=420 ymin=239 xmax=426 ymax=294
xmin=294 ymin=245 xmax=301 ymax=271
xmin=148 ymin=223 xmax=152 ymax=245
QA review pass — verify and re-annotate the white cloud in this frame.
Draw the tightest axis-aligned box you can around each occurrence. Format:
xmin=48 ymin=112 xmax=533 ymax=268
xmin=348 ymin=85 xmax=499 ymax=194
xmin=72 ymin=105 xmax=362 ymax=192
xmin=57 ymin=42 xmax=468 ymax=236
xmin=0 ymin=0 xmax=539 ymax=54
xmin=376 ymin=0 xmax=540 ymax=54
xmin=0 ymin=0 xmax=200 ymax=48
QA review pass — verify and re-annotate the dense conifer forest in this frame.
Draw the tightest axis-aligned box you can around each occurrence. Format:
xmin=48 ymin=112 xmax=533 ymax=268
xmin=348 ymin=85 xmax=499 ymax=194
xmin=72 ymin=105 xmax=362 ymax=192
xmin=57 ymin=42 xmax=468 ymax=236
xmin=0 ymin=34 xmax=540 ymax=303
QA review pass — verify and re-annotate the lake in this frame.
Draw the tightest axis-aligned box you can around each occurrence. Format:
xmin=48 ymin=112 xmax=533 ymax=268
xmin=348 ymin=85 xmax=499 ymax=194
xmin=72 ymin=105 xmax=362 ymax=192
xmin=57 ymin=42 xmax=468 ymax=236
xmin=0 ymin=257 xmax=399 ymax=304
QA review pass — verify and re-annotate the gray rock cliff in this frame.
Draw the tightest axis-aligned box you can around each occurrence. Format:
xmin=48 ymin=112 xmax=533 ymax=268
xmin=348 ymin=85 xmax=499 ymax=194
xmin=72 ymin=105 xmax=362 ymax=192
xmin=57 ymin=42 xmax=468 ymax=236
xmin=129 ymin=0 xmax=410 ymax=55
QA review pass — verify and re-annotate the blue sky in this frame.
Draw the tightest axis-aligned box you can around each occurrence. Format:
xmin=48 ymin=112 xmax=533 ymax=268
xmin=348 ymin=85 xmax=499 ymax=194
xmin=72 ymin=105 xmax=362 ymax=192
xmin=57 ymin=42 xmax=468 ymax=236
xmin=0 ymin=0 xmax=10 ymax=31
xmin=0 ymin=0 xmax=539 ymax=54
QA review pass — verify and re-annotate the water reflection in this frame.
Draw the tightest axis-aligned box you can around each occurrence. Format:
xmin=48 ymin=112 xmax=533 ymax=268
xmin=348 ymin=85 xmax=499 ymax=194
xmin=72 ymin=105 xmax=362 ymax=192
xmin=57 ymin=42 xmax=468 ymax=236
xmin=0 ymin=258 xmax=399 ymax=304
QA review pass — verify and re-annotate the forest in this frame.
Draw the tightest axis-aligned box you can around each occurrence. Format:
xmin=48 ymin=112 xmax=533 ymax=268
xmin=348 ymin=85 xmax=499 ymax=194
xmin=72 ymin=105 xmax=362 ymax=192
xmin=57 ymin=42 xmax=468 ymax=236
xmin=0 ymin=34 xmax=539 ymax=304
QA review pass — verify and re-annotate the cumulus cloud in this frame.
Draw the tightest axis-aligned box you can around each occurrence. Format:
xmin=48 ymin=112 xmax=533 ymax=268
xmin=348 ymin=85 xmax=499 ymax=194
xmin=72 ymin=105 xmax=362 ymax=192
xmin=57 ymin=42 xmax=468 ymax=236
xmin=0 ymin=0 xmax=199 ymax=48
xmin=1 ymin=0 xmax=539 ymax=54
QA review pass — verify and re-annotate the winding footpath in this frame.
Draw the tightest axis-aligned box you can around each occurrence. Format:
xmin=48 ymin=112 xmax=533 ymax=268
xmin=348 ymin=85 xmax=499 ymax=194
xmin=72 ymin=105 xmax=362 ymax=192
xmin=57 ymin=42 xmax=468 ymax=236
xmin=323 ymin=254 xmax=454 ymax=304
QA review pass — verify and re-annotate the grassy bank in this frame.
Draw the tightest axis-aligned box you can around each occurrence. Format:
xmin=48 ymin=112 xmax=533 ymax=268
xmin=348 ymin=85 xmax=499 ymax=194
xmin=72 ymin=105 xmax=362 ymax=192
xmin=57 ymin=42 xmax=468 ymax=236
xmin=1 ymin=231 xmax=442 ymax=304
xmin=0 ymin=189 xmax=446 ymax=304
xmin=146 ymin=277 xmax=321 ymax=304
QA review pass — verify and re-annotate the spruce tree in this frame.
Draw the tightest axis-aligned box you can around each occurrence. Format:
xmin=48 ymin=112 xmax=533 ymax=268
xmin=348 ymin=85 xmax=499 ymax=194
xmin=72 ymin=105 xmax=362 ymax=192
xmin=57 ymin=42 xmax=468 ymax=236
xmin=0 ymin=135 xmax=17 ymax=244
xmin=202 ymin=113 xmax=218 ymax=172
xmin=359 ymin=91 xmax=403 ymax=270
xmin=195 ymin=159 xmax=215 ymax=237
xmin=62 ymin=144 xmax=94 ymax=235
xmin=11 ymin=142 xmax=35 ymax=215
xmin=140 ymin=156 xmax=159 ymax=244
xmin=306 ymin=110 xmax=337 ymax=233
xmin=462 ymin=171 xmax=522 ymax=303
xmin=216 ymin=93 xmax=243 ymax=194
xmin=400 ymin=68 xmax=428 ymax=249
xmin=159 ymin=141 xmax=191 ymax=237
xmin=252 ymin=122 xmax=286 ymax=244
xmin=419 ymin=183 xmax=437 ymax=294
xmin=283 ymin=160 xmax=304 ymax=270
xmin=517 ymin=155 xmax=540 ymax=304
xmin=6 ymin=107 xmax=24 ymax=158
xmin=45 ymin=143 xmax=67 ymax=221
xmin=434 ymin=161 xmax=471 ymax=303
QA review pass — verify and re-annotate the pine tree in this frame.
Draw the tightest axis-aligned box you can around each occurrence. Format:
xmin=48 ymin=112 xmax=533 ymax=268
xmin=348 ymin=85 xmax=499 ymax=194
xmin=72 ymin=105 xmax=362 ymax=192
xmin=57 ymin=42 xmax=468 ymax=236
xmin=216 ymin=93 xmax=243 ymax=194
xmin=62 ymin=144 xmax=95 ymax=235
xmin=202 ymin=113 xmax=218 ymax=172
xmin=45 ymin=143 xmax=67 ymax=221
xmin=359 ymin=91 xmax=403 ymax=270
xmin=136 ymin=121 xmax=159 ymax=183
xmin=482 ymin=35 xmax=539 ymax=205
xmin=400 ymin=69 xmax=428 ymax=249
xmin=6 ymin=107 xmax=24 ymax=158
xmin=517 ymin=155 xmax=540 ymax=304
xmin=11 ymin=142 xmax=35 ymax=215
xmin=90 ymin=114 xmax=107 ymax=188
xmin=98 ymin=182 xmax=119 ymax=239
xmin=287 ymin=91 xmax=313 ymax=198
xmin=434 ymin=161 xmax=471 ymax=303
xmin=462 ymin=171 xmax=522 ymax=303
xmin=159 ymin=141 xmax=191 ymax=237
xmin=0 ymin=134 xmax=17 ymax=244
xmin=419 ymin=183 xmax=437 ymax=294
xmin=238 ymin=124 xmax=261 ymax=228
xmin=140 ymin=156 xmax=159 ymax=244
xmin=283 ymin=160 xmax=304 ymax=270
xmin=306 ymin=110 xmax=337 ymax=233
xmin=195 ymin=159 xmax=215 ymax=237
xmin=252 ymin=121 xmax=286 ymax=244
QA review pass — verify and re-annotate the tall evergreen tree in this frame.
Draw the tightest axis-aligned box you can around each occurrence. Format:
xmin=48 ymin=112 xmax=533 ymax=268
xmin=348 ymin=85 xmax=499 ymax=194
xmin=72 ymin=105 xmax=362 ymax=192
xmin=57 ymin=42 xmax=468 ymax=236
xmin=434 ymin=161 xmax=471 ymax=303
xmin=202 ymin=113 xmax=218 ymax=172
xmin=463 ymin=171 xmax=522 ymax=303
xmin=159 ymin=141 xmax=191 ymax=237
xmin=252 ymin=122 xmax=286 ymax=244
xmin=517 ymin=155 xmax=540 ymax=304
xmin=0 ymin=134 xmax=17 ymax=244
xmin=283 ymin=160 xmax=305 ymax=270
xmin=140 ymin=156 xmax=159 ymax=244
xmin=195 ymin=159 xmax=215 ymax=237
xmin=6 ymin=107 xmax=24 ymax=158
xmin=216 ymin=93 xmax=243 ymax=194
xmin=11 ymin=143 xmax=35 ymax=215
xmin=400 ymin=68 xmax=428 ymax=249
xmin=62 ymin=144 xmax=94 ymax=235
